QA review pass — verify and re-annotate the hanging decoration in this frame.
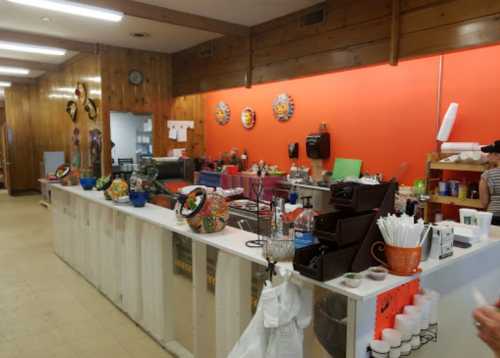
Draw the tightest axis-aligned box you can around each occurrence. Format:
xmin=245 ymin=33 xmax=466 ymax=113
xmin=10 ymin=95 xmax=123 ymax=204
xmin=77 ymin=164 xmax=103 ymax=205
xmin=241 ymin=107 xmax=256 ymax=129
xmin=75 ymin=82 xmax=87 ymax=105
xmin=66 ymin=100 xmax=78 ymax=122
xmin=85 ymin=98 xmax=98 ymax=120
xmin=272 ymin=93 xmax=294 ymax=121
xmin=215 ymin=101 xmax=231 ymax=125
xmin=71 ymin=127 xmax=81 ymax=169
xmin=89 ymin=129 xmax=102 ymax=178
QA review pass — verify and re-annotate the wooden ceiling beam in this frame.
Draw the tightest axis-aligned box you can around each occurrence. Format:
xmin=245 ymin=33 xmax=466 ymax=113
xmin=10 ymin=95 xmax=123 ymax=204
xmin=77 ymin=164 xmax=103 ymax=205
xmin=75 ymin=0 xmax=250 ymax=36
xmin=0 ymin=76 xmax=36 ymax=85
xmin=0 ymin=29 xmax=97 ymax=54
xmin=0 ymin=57 xmax=60 ymax=72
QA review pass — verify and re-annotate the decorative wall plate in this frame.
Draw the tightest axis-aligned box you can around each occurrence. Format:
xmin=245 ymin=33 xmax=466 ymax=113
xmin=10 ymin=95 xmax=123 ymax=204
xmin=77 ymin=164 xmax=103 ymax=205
xmin=85 ymin=98 xmax=98 ymax=120
xmin=55 ymin=164 xmax=71 ymax=179
xmin=128 ymin=69 xmax=144 ymax=86
xmin=241 ymin=107 xmax=256 ymax=129
xmin=75 ymin=82 xmax=87 ymax=105
xmin=66 ymin=100 xmax=78 ymax=122
xmin=215 ymin=101 xmax=231 ymax=125
xmin=273 ymin=93 xmax=294 ymax=121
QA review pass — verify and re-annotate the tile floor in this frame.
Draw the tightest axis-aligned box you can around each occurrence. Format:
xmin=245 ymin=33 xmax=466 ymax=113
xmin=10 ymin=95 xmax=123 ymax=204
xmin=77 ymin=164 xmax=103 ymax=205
xmin=0 ymin=192 xmax=173 ymax=358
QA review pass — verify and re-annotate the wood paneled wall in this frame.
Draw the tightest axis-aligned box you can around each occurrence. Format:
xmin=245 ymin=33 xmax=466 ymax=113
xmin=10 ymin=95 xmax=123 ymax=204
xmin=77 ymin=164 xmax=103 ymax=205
xmin=173 ymin=0 xmax=500 ymax=95
xmin=4 ymin=54 xmax=101 ymax=192
xmin=170 ymin=95 xmax=205 ymax=158
xmin=4 ymin=84 xmax=37 ymax=191
xmin=99 ymin=46 xmax=172 ymax=174
xmin=35 ymin=54 xmax=102 ymax=173
xmin=3 ymin=46 xmax=194 ymax=189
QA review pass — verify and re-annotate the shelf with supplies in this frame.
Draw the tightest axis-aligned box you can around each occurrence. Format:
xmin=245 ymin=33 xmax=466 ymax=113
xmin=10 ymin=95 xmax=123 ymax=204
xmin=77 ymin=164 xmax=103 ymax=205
xmin=428 ymin=195 xmax=483 ymax=209
xmin=425 ymin=152 xmax=488 ymax=222
xmin=429 ymin=161 xmax=489 ymax=172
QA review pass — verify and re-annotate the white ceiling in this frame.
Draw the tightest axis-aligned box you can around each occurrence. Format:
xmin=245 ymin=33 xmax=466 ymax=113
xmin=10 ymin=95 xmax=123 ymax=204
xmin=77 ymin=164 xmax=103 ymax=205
xmin=0 ymin=0 xmax=322 ymax=80
xmin=136 ymin=0 xmax=323 ymax=27
xmin=0 ymin=1 xmax=220 ymax=54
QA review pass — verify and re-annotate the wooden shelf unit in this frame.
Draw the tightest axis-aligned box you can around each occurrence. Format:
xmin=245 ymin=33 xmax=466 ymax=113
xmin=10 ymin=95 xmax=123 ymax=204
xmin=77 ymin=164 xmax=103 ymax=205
xmin=429 ymin=195 xmax=483 ymax=209
xmin=429 ymin=161 xmax=488 ymax=172
xmin=424 ymin=152 xmax=488 ymax=222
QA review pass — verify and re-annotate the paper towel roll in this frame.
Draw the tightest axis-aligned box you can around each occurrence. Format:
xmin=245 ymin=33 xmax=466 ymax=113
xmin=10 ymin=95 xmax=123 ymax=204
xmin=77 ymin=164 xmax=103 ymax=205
xmin=437 ymin=103 xmax=459 ymax=142
xmin=441 ymin=142 xmax=481 ymax=153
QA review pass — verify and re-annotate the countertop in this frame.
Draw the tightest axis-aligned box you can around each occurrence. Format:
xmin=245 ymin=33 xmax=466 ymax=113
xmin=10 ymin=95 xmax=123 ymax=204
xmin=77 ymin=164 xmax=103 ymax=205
xmin=52 ymin=184 xmax=500 ymax=301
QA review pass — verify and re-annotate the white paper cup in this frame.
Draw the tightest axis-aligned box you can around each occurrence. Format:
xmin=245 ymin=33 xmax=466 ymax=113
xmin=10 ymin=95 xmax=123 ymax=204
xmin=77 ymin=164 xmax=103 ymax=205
xmin=370 ymin=340 xmax=390 ymax=358
xmin=476 ymin=212 xmax=493 ymax=240
xmin=382 ymin=329 xmax=402 ymax=358
xmin=459 ymin=208 xmax=478 ymax=225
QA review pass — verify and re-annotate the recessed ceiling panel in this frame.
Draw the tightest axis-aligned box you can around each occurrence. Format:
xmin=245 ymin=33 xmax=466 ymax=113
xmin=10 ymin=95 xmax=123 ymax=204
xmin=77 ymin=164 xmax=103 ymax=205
xmin=136 ymin=0 xmax=324 ymax=26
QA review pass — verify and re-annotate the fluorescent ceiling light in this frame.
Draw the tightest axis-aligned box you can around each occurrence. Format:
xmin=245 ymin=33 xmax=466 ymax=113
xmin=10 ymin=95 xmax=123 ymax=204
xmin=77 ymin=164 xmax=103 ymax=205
xmin=8 ymin=0 xmax=124 ymax=22
xmin=0 ymin=81 xmax=12 ymax=87
xmin=82 ymin=76 xmax=101 ymax=83
xmin=0 ymin=66 xmax=30 ymax=75
xmin=0 ymin=41 xmax=66 ymax=56
xmin=48 ymin=93 xmax=74 ymax=99
xmin=55 ymin=87 xmax=75 ymax=93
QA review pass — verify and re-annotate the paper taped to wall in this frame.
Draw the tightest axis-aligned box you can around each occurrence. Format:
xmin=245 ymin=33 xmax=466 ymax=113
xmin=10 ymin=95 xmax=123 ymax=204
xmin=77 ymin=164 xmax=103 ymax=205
xmin=168 ymin=120 xmax=194 ymax=143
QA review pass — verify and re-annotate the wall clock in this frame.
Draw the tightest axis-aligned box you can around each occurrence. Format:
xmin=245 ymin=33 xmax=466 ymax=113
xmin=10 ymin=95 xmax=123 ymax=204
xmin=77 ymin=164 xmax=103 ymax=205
xmin=85 ymin=98 xmax=98 ymax=120
xmin=241 ymin=107 xmax=256 ymax=129
xmin=66 ymin=100 xmax=78 ymax=122
xmin=215 ymin=101 xmax=231 ymax=125
xmin=128 ymin=69 xmax=144 ymax=86
xmin=273 ymin=93 xmax=295 ymax=121
xmin=75 ymin=82 xmax=87 ymax=105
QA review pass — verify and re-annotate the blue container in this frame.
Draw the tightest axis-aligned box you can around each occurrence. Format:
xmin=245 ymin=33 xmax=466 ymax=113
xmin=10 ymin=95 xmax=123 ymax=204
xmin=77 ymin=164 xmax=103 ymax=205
xmin=130 ymin=191 xmax=149 ymax=208
xmin=80 ymin=177 xmax=97 ymax=191
xmin=198 ymin=171 xmax=222 ymax=188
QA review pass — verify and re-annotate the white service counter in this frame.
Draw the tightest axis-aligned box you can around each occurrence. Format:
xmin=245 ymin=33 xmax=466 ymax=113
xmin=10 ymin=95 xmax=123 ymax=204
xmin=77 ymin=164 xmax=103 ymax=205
xmin=50 ymin=184 xmax=500 ymax=358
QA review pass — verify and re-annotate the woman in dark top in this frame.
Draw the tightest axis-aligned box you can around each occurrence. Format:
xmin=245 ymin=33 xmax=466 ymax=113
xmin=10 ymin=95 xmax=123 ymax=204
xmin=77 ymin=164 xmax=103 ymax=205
xmin=480 ymin=140 xmax=500 ymax=226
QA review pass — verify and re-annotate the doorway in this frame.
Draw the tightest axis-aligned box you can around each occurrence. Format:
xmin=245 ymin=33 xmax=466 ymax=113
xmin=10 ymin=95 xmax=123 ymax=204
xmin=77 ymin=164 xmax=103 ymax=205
xmin=0 ymin=121 xmax=11 ymax=194
xmin=110 ymin=112 xmax=153 ymax=179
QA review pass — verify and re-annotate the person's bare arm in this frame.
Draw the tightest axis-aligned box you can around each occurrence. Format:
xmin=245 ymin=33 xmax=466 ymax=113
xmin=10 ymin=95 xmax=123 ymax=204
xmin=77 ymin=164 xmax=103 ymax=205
xmin=480 ymin=178 xmax=490 ymax=209
xmin=473 ymin=306 xmax=500 ymax=356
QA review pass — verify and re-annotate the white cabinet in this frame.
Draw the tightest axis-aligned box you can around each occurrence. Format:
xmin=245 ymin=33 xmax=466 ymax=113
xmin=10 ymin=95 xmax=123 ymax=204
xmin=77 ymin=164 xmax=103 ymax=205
xmin=73 ymin=197 xmax=90 ymax=276
xmin=51 ymin=188 xmax=64 ymax=257
xmin=98 ymin=206 xmax=122 ymax=304
xmin=140 ymin=224 xmax=174 ymax=343
xmin=50 ymin=188 xmax=190 ymax=357
xmin=121 ymin=216 xmax=142 ymax=321
xmin=87 ymin=202 xmax=101 ymax=288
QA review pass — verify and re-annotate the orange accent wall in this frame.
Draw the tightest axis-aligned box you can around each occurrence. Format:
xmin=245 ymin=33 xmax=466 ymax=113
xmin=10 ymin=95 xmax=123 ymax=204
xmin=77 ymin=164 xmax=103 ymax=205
xmin=204 ymin=45 xmax=500 ymax=185
xmin=440 ymin=46 xmax=500 ymax=145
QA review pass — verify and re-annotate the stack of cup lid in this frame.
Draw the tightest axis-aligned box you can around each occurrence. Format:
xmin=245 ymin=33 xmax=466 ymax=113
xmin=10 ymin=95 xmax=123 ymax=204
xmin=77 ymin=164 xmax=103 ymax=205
xmin=370 ymin=340 xmax=390 ymax=358
xmin=424 ymin=289 xmax=440 ymax=325
xmin=403 ymin=306 xmax=422 ymax=349
xmin=414 ymin=294 xmax=432 ymax=330
xmin=394 ymin=314 xmax=413 ymax=355
xmin=382 ymin=328 xmax=402 ymax=358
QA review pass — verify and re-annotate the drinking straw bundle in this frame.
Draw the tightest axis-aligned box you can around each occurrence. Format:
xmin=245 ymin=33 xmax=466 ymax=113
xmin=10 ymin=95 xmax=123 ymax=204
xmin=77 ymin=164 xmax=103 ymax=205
xmin=377 ymin=214 xmax=428 ymax=248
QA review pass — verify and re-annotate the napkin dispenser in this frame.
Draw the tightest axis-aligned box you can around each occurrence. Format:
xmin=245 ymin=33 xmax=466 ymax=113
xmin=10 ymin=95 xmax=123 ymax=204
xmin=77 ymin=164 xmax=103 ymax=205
xmin=306 ymin=133 xmax=330 ymax=159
